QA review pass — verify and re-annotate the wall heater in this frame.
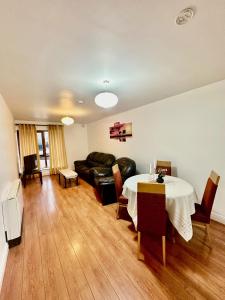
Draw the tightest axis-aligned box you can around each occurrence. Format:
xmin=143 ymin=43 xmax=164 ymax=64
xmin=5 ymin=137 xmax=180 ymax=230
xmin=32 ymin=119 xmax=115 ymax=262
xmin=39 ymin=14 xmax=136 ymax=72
xmin=2 ymin=179 xmax=23 ymax=247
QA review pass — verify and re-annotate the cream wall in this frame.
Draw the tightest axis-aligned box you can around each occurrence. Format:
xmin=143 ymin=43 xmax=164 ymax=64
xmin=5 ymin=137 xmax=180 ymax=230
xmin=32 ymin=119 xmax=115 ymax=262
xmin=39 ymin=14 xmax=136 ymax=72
xmin=87 ymin=80 xmax=225 ymax=224
xmin=0 ymin=94 xmax=18 ymax=288
xmin=64 ymin=124 xmax=88 ymax=170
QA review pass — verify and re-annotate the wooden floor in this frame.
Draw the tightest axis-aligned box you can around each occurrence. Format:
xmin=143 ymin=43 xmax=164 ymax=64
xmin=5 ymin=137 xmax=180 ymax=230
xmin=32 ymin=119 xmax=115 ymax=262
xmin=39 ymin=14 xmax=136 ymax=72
xmin=1 ymin=176 xmax=225 ymax=300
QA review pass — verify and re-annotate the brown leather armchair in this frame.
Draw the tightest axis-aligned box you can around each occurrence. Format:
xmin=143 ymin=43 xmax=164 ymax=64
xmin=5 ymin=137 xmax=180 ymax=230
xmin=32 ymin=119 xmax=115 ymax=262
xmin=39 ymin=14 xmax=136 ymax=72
xmin=94 ymin=157 xmax=136 ymax=205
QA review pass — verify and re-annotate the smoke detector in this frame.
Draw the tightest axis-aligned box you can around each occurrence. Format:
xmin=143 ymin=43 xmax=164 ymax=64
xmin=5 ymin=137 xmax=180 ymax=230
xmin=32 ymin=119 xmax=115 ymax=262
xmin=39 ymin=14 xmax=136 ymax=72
xmin=176 ymin=7 xmax=195 ymax=25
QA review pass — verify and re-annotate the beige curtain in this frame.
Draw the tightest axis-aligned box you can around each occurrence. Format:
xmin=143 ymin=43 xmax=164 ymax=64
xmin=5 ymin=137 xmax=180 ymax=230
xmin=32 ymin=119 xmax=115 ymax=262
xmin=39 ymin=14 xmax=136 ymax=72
xmin=18 ymin=124 xmax=40 ymax=170
xmin=48 ymin=125 xmax=68 ymax=174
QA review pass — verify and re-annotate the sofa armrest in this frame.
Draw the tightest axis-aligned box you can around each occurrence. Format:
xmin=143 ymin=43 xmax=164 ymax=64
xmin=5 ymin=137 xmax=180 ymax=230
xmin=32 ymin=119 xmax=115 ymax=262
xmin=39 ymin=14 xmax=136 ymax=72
xmin=74 ymin=160 xmax=86 ymax=166
xmin=90 ymin=167 xmax=112 ymax=178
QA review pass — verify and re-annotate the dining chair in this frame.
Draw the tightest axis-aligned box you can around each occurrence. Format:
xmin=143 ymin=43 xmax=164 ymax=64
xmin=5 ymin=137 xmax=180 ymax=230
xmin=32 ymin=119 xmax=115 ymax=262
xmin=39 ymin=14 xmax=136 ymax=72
xmin=22 ymin=154 xmax=42 ymax=187
xmin=137 ymin=182 xmax=167 ymax=266
xmin=112 ymin=164 xmax=129 ymax=219
xmin=156 ymin=160 xmax=172 ymax=176
xmin=191 ymin=170 xmax=220 ymax=243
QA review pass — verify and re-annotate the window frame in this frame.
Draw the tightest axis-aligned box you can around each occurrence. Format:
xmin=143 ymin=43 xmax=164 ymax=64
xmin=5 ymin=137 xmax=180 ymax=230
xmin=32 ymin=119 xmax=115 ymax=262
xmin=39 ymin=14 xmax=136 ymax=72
xmin=37 ymin=130 xmax=50 ymax=169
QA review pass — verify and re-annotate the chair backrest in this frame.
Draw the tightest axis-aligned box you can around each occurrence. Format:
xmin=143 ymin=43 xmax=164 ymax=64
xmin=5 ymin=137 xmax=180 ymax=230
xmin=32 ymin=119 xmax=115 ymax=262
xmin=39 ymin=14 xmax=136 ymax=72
xmin=112 ymin=164 xmax=123 ymax=201
xmin=137 ymin=183 xmax=167 ymax=236
xmin=201 ymin=170 xmax=220 ymax=218
xmin=156 ymin=160 xmax=171 ymax=176
xmin=24 ymin=154 xmax=38 ymax=174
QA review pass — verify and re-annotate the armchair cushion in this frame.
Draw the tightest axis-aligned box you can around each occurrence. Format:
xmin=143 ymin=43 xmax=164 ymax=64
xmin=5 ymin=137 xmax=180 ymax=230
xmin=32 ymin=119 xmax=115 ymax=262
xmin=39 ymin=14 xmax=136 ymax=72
xmin=90 ymin=167 xmax=112 ymax=178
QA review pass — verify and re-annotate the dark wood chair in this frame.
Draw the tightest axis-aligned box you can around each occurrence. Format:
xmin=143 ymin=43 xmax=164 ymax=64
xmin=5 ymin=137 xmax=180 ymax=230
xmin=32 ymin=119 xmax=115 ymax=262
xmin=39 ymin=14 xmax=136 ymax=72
xmin=137 ymin=182 xmax=167 ymax=265
xmin=22 ymin=154 xmax=42 ymax=187
xmin=156 ymin=160 xmax=171 ymax=176
xmin=112 ymin=164 xmax=128 ymax=219
xmin=192 ymin=170 xmax=220 ymax=243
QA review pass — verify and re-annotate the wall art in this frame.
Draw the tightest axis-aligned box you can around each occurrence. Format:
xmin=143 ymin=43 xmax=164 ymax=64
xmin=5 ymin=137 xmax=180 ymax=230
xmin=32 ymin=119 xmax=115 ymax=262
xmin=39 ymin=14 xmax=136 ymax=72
xmin=109 ymin=122 xmax=132 ymax=142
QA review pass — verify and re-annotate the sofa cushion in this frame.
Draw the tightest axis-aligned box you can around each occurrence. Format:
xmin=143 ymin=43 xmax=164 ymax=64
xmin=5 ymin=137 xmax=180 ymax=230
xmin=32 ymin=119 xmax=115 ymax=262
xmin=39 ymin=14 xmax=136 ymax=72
xmin=87 ymin=152 xmax=115 ymax=167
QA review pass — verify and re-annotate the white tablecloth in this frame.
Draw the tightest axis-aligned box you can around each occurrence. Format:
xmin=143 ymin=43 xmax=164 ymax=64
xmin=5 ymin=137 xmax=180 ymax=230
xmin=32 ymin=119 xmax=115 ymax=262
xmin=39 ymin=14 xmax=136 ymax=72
xmin=122 ymin=174 xmax=197 ymax=241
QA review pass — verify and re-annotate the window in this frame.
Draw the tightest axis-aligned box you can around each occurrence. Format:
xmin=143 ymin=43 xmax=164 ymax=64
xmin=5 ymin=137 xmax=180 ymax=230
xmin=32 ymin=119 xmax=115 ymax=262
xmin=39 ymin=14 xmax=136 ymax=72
xmin=37 ymin=131 xmax=50 ymax=169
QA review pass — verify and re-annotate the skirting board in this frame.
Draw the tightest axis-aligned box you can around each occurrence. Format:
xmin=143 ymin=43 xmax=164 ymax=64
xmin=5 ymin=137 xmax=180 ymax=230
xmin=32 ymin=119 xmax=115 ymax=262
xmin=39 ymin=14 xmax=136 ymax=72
xmin=0 ymin=243 xmax=8 ymax=291
xmin=211 ymin=211 xmax=225 ymax=225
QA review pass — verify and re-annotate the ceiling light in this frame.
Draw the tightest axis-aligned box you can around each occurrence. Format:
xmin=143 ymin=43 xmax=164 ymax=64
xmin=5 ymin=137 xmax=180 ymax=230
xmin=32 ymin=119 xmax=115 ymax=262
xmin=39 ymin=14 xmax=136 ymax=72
xmin=78 ymin=100 xmax=84 ymax=104
xmin=95 ymin=80 xmax=118 ymax=108
xmin=61 ymin=116 xmax=74 ymax=125
xmin=176 ymin=7 xmax=195 ymax=25
xmin=95 ymin=92 xmax=118 ymax=108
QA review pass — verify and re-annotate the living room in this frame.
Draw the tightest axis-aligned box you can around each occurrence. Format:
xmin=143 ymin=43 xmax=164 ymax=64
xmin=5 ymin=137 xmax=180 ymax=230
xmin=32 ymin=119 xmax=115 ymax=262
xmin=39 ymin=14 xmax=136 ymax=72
xmin=0 ymin=1 xmax=225 ymax=299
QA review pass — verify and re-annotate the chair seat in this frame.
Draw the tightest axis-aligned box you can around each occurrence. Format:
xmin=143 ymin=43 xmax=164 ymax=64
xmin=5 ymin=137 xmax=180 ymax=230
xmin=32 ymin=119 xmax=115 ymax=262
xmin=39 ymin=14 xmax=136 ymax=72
xmin=32 ymin=168 xmax=42 ymax=174
xmin=118 ymin=195 xmax=128 ymax=205
xmin=192 ymin=203 xmax=210 ymax=224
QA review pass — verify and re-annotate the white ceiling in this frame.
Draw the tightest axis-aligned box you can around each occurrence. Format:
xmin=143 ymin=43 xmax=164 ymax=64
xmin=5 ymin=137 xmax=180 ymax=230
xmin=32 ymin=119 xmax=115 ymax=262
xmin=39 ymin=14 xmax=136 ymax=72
xmin=0 ymin=0 xmax=225 ymax=123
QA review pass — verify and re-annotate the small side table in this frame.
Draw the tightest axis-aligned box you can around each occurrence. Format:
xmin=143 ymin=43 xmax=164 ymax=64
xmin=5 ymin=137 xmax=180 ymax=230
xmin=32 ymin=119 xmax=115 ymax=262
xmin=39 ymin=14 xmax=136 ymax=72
xmin=58 ymin=169 xmax=78 ymax=188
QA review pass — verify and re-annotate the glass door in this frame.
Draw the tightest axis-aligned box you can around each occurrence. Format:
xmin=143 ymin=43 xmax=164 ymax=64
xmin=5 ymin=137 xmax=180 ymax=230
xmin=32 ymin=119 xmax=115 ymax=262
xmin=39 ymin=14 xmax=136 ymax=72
xmin=37 ymin=131 xmax=50 ymax=169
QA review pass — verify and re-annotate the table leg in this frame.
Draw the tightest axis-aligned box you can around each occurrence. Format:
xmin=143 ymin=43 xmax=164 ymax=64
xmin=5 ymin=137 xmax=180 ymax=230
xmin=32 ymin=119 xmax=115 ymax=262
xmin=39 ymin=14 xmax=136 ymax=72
xmin=64 ymin=176 xmax=66 ymax=188
xmin=58 ymin=173 xmax=60 ymax=184
xmin=40 ymin=171 xmax=43 ymax=185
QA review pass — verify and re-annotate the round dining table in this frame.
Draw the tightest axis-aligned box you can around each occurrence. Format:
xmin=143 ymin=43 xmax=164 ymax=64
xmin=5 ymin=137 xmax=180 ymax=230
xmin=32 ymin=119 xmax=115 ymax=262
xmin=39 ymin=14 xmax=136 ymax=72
xmin=122 ymin=174 xmax=198 ymax=241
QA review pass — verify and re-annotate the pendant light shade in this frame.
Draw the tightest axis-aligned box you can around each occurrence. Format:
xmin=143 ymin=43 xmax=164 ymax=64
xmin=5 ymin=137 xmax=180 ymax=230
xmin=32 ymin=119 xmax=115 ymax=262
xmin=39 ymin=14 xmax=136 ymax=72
xmin=61 ymin=117 xmax=74 ymax=126
xmin=95 ymin=92 xmax=118 ymax=108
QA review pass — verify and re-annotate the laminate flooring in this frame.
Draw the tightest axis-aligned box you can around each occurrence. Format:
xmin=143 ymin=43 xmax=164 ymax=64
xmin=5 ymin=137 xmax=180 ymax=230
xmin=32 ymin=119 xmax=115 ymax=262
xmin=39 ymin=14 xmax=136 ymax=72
xmin=1 ymin=176 xmax=225 ymax=300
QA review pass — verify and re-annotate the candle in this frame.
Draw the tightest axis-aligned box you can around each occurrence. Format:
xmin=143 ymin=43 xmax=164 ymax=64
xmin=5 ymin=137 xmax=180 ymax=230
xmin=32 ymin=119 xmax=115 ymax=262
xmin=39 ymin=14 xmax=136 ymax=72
xmin=149 ymin=162 xmax=153 ymax=175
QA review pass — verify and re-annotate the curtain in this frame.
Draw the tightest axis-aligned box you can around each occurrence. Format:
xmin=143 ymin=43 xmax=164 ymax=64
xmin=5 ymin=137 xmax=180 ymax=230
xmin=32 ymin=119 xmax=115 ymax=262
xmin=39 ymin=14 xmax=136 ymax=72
xmin=48 ymin=125 xmax=68 ymax=174
xmin=18 ymin=124 xmax=40 ymax=170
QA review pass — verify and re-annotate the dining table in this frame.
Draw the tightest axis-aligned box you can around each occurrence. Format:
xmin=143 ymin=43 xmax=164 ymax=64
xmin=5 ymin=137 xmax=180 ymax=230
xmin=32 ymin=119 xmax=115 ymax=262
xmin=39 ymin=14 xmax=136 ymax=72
xmin=122 ymin=174 xmax=198 ymax=241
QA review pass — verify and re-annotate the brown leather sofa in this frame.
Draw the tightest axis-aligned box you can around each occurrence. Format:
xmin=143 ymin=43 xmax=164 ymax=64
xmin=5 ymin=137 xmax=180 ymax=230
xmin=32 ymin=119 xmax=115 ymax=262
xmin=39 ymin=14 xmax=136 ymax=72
xmin=74 ymin=152 xmax=115 ymax=185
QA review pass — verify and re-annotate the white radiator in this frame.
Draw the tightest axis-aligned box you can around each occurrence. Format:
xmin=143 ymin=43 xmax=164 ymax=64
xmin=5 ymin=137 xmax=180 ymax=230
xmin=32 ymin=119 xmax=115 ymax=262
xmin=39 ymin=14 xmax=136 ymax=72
xmin=2 ymin=179 xmax=23 ymax=247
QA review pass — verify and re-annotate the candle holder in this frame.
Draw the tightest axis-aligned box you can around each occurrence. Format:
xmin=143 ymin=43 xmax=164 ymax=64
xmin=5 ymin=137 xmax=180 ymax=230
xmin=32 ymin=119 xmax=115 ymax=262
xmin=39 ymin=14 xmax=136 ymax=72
xmin=156 ymin=169 xmax=166 ymax=183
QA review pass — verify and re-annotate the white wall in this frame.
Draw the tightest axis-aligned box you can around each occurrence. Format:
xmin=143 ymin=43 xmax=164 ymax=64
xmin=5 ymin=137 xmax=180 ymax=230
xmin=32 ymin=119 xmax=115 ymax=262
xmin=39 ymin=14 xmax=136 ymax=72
xmin=0 ymin=94 xmax=18 ymax=289
xmin=64 ymin=124 xmax=88 ymax=170
xmin=87 ymin=80 xmax=225 ymax=224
